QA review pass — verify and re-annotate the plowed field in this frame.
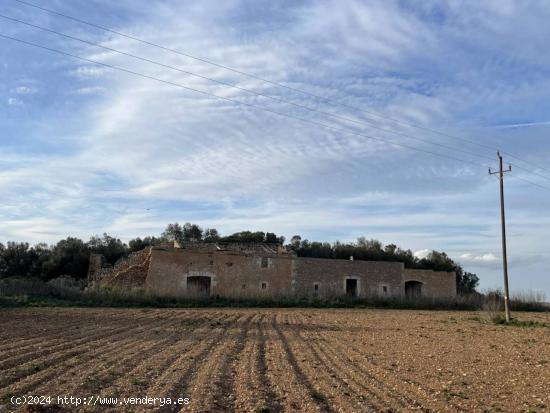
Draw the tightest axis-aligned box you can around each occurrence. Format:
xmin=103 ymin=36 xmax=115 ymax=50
xmin=0 ymin=308 xmax=548 ymax=412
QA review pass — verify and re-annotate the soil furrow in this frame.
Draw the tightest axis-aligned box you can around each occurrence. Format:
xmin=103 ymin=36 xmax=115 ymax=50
xmin=0 ymin=310 xmax=164 ymax=369
xmin=1 ymin=308 xmax=548 ymax=413
xmin=267 ymin=313 xmax=324 ymax=413
xmin=290 ymin=313 xmax=397 ymax=411
xmin=325 ymin=332 xmax=467 ymax=412
xmin=0 ymin=311 xmax=178 ymax=391
xmin=256 ymin=314 xmax=284 ymax=413
xmin=144 ymin=313 xmax=244 ymax=412
xmin=177 ymin=313 xmax=254 ymax=413
xmin=31 ymin=313 xmax=188 ymax=398
xmin=73 ymin=314 xmax=236 ymax=400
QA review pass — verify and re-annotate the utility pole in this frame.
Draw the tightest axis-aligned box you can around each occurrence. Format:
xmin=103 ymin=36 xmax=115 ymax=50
xmin=489 ymin=152 xmax=512 ymax=322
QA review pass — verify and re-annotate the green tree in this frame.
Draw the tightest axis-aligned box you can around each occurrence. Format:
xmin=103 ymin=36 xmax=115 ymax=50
xmin=265 ymin=232 xmax=278 ymax=244
xmin=384 ymin=243 xmax=397 ymax=255
xmin=87 ymin=234 xmax=128 ymax=265
xmin=221 ymin=231 xmax=265 ymax=243
xmin=183 ymin=223 xmax=203 ymax=242
xmin=289 ymin=235 xmax=302 ymax=250
xmin=203 ymin=228 xmax=220 ymax=242
xmin=128 ymin=236 xmax=162 ymax=252
xmin=161 ymin=223 xmax=184 ymax=244
xmin=0 ymin=242 xmax=40 ymax=278
xmin=0 ymin=243 xmax=5 ymax=275
xmin=46 ymin=237 xmax=90 ymax=279
xmin=457 ymin=270 xmax=480 ymax=294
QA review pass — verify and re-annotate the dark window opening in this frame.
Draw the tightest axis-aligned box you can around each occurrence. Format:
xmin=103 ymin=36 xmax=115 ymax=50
xmin=313 ymin=283 xmax=319 ymax=297
xmin=187 ymin=276 xmax=211 ymax=297
xmin=346 ymin=279 xmax=358 ymax=297
xmin=226 ymin=262 xmax=233 ymax=267
xmin=382 ymin=285 xmax=388 ymax=294
xmin=242 ymin=284 xmax=246 ymax=289
xmin=261 ymin=257 xmax=268 ymax=268
xmin=405 ymin=281 xmax=423 ymax=299
xmin=261 ymin=282 xmax=267 ymax=290
xmin=209 ymin=260 xmax=214 ymax=265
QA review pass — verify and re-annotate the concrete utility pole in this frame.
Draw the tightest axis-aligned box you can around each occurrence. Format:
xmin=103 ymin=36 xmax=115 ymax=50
xmin=489 ymin=152 xmax=512 ymax=322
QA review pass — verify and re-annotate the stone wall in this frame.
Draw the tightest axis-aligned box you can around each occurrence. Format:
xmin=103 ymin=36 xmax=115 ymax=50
xmin=87 ymin=247 xmax=152 ymax=289
xmin=403 ymin=269 xmax=456 ymax=298
xmin=87 ymin=254 xmax=111 ymax=287
xmin=146 ymin=248 xmax=293 ymax=298
xmin=292 ymin=258 xmax=404 ymax=298
xmin=88 ymin=245 xmax=457 ymax=299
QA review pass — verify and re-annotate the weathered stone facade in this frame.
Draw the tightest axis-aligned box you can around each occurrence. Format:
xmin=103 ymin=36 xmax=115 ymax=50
xmin=88 ymin=244 xmax=456 ymax=299
xmin=403 ymin=269 xmax=456 ymax=298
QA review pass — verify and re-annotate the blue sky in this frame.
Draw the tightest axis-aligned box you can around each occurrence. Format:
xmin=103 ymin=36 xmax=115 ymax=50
xmin=1 ymin=0 xmax=549 ymax=296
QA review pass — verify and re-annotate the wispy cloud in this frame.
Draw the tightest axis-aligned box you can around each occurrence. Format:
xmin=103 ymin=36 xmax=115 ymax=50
xmin=13 ymin=85 xmax=37 ymax=94
xmin=75 ymin=86 xmax=106 ymax=95
xmin=492 ymin=121 xmax=550 ymax=129
xmin=7 ymin=97 xmax=23 ymax=106
xmin=0 ymin=0 xmax=549 ymax=295
xmin=71 ymin=66 xmax=107 ymax=78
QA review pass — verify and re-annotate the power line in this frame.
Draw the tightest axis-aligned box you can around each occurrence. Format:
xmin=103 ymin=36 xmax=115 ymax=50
xmin=0 ymin=13 xmax=497 ymax=166
xmin=0 ymin=33 xmax=487 ymax=169
xmin=511 ymin=164 xmax=550 ymax=183
xmin=508 ymin=174 xmax=550 ymax=192
xmin=505 ymin=153 xmax=550 ymax=175
xmin=10 ymin=0 xmax=550 ymax=176
xmin=488 ymin=163 xmax=550 ymax=191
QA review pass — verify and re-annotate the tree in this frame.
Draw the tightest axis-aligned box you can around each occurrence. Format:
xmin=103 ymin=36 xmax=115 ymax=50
xmin=0 ymin=243 xmax=5 ymax=276
xmin=128 ymin=236 xmax=162 ymax=252
xmin=87 ymin=234 xmax=128 ymax=265
xmin=220 ymin=231 xmax=265 ymax=243
xmin=161 ymin=223 xmax=184 ymax=244
xmin=290 ymin=235 xmax=302 ymax=250
xmin=384 ymin=243 xmax=397 ymax=255
xmin=357 ymin=237 xmax=383 ymax=252
xmin=46 ymin=237 xmax=90 ymax=280
xmin=0 ymin=242 xmax=39 ymax=278
xmin=457 ymin=270 xmax=479 ymax=294
xmin=183 ymin=223 xmax=203 ymax=242
xmin=203 ymin=228 xmax=220 ymax=242
xmin=265 ymin=232 xmax=278 ymax=244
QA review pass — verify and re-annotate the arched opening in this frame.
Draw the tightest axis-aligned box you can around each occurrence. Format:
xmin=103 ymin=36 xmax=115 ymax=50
xmin=405 ymin=281 xmax=423 ymax=299
xmin=187 ymin=276 xmax=211 ymax=297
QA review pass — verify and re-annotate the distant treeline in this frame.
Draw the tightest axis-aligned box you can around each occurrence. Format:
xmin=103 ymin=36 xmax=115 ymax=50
xmin=0 ymin=222 xmax=479 ymax=294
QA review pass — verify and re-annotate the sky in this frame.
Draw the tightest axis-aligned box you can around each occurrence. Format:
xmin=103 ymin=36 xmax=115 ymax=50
xmin=0 ymin=0 xmax=549 ymax=297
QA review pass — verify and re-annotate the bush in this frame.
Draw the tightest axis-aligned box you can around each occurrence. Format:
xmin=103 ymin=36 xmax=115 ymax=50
xmin=0 ymin=277 xmax=548 ymax=311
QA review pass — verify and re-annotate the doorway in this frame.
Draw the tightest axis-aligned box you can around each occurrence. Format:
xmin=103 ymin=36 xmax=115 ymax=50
xmin=345 ymin=278 xmax=358 ymax=297
xmin=405 ymin=281 xmax=422 ymax=299
xmin=187 ymin=276 xmax=211 ymax=297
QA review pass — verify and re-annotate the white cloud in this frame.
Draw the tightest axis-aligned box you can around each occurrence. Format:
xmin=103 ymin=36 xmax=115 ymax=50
xmin=2 ymin=0 xmax=550 ymax=295
xmin=71 ymin=66 xmax=107 ymax=78
xmin=7 ymin=97 xmax=23 ymax=106
xmin=414 ymin=249 xmax=431 ymax=259
xmin=460 ymin=253 xmax=499 ymax=262
xmin=493 ymin=120 xmax=550 ymax=129
xmin=75 ymin=86 xmax=106 ymax=95
xmin=14 ymin=86 xmax=37 ymax=94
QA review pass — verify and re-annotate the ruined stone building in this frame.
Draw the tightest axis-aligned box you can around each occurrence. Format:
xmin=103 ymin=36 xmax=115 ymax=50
xmin=87 ymin=243 xmax=456 ymax=299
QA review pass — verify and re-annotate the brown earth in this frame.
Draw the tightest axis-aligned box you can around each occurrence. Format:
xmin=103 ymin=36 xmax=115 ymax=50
xmin=0 ymin=308 xmax=548 ymax=412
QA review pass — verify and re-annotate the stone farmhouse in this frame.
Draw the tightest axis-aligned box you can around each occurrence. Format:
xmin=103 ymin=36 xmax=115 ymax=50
xmin=87 ymin=243 xmax=456 ymax=299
